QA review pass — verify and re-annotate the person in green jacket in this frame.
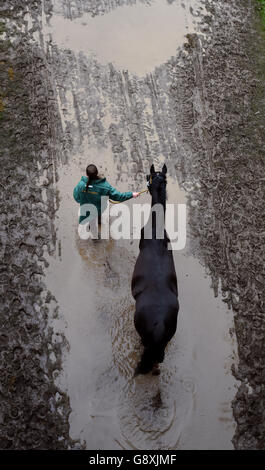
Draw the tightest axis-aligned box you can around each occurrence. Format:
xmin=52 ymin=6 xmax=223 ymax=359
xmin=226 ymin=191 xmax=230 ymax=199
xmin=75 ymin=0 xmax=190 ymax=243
xmin=73 ymin=164 xmax=139 ymax=224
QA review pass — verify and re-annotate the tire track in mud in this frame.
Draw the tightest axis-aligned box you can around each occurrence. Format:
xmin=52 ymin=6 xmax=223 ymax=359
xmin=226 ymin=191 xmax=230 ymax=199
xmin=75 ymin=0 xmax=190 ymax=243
xmin=162 ymin=0 xmax=265 ymax=449
xmin=49 ymin=0 xmax=153 ymax=20
xmin=0 ymin=1 xmax=79 ymax=449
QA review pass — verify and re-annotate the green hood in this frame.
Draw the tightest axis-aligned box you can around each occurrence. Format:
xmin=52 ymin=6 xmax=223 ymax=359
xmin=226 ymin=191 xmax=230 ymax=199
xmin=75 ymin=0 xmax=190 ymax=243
xmin=73 ymin=176 xmax=133 ymax=224
xmin=80 ymin=175 xmax=106 ymax=185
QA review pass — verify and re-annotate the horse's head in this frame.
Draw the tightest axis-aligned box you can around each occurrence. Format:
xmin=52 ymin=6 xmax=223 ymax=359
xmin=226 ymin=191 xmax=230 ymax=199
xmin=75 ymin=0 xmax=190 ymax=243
xmin=146 ymin=164 xmax=167 ymax=195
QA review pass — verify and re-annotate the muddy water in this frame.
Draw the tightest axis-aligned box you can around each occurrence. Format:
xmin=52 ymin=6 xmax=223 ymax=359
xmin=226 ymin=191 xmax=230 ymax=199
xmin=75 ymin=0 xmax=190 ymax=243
xmin=45 ymin=152 xmax=237 ymax=450
xmin=42 ymin=0 xmax=206 ymax=76
xmin=43 ymin=0 xmax=238 ymax=450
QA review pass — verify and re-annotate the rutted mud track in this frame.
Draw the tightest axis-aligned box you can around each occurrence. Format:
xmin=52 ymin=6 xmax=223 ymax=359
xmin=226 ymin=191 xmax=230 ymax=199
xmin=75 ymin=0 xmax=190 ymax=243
xmin=0 ymin=2 xmax=76 ymax=449
xmin=0 ymin=0 xmax=264 ymax=450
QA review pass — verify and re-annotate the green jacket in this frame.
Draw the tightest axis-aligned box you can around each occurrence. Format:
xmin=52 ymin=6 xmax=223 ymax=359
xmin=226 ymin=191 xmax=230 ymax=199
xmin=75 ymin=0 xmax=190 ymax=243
xmin=73 ymin=176 xmax=133 ymax=223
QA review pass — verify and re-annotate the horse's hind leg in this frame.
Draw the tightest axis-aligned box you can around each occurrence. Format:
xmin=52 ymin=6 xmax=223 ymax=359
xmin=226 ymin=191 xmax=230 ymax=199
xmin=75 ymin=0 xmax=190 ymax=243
xmin=134 ymin=346 xmax=154 ymax=376
xmin=151 ymin=344 xmax=166 ymax=375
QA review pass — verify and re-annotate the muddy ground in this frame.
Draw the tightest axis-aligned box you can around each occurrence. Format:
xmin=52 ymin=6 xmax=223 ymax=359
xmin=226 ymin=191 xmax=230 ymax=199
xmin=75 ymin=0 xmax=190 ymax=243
xmin=0 ymin=0 xmax=264 ymax=450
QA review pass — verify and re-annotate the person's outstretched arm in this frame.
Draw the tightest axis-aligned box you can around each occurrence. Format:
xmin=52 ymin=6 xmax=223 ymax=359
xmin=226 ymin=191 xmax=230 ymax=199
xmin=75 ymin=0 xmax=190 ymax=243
xmin=107 ymin=183 xmax=139 ymax=202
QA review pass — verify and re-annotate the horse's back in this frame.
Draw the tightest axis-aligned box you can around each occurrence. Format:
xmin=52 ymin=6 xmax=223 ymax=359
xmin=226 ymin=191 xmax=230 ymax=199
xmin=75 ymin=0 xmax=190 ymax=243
xmin=134 ymin=289 xmax=179 ymax=347
xmin=131 ymin=243 xmax=178 ymax=299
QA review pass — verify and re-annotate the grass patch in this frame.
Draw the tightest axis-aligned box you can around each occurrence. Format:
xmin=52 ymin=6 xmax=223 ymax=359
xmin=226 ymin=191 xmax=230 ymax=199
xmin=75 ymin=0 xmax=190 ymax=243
xmin=257 ymin=0 xmax=265 ymax=28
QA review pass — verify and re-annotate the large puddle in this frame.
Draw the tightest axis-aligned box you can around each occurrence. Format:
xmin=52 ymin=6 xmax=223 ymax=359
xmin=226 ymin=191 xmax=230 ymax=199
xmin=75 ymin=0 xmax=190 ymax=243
xmin=45 ymin=149 xmax=238 ymax=450
xmin=42 ymin=0 xmax=238 ymax=450
xmin=42 ymin=0 xmax=207 ymax=75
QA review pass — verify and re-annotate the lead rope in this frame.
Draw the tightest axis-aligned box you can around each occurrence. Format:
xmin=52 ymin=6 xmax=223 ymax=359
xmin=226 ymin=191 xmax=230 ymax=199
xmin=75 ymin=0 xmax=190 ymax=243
xmin=109 ymin=188 xmax=149 ymax=204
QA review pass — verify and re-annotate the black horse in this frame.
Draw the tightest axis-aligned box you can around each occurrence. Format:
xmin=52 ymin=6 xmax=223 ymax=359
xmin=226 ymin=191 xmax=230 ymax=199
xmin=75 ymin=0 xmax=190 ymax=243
xmin=131 ymin=164 xmax=179 ymax=375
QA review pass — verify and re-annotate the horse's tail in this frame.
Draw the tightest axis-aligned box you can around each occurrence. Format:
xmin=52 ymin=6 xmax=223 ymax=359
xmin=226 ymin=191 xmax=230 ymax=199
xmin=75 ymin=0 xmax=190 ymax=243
xmin=134 ymin=343 xmax=165 ymax=376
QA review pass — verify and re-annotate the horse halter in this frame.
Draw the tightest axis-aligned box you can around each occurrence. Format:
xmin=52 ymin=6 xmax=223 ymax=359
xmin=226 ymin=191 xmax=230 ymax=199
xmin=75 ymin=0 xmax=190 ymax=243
xmin=146 ymin=172 xmax=166 ymax=190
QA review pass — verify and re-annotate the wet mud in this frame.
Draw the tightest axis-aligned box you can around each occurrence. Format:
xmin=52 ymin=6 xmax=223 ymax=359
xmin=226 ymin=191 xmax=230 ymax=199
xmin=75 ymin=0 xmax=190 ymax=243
xmin=0 ymin=0 xmax=264 ymax=450
xmin=0 ymin=1 xmax=77 ymax=449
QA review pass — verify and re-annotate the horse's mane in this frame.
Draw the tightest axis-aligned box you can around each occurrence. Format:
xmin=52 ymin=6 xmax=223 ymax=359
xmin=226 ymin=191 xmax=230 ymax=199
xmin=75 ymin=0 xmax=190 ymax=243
xmin=159 ymin=177 xmax=167 ymax=206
